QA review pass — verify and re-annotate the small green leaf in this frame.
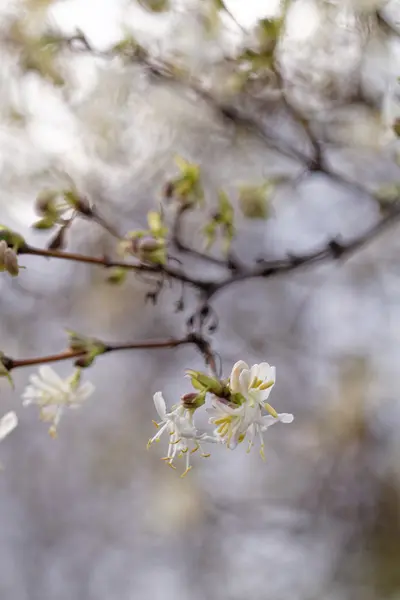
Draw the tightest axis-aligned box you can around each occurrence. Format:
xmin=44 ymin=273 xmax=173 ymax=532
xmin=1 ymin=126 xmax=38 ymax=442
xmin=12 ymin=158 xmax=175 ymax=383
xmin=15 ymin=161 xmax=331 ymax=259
xmin=32 ymin=216 xmax=56 ymax=230
xmin=239 ymin=183 xmax=272 ymax=219
xmin=107 ymin=267 xmax=128 ymax=285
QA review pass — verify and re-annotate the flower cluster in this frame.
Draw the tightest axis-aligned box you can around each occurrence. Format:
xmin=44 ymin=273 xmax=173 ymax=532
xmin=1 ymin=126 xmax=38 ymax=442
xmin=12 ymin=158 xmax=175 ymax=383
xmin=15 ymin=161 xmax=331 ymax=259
xmin=148 ymin=360 xmax=293 ymax=476
xmin=22 ymin=366 xmax=94 ymax=437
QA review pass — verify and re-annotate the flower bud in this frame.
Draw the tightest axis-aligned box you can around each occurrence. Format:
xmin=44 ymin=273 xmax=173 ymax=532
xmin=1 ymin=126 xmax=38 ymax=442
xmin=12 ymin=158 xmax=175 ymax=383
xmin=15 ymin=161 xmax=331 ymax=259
xmin=4 ymin=248 xmax=19 ymax=276
xmin=36 ymin=190 xmax=58 ymax=215
xmin=180 ymin=392 xmax=206 ymax=410
xmin=138 ymin=236 xmax=164 ymax=253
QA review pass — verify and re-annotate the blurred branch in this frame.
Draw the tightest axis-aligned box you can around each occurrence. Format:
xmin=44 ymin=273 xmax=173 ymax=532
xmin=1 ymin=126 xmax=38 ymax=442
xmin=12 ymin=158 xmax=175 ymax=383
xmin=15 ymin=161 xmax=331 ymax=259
xmin=5 ymin=331 xmax=219 ymax=376
xmin=171 ymin=204 xmax=242 ymax=272
xmin=16 ymin=202 xmax=400 ymax=302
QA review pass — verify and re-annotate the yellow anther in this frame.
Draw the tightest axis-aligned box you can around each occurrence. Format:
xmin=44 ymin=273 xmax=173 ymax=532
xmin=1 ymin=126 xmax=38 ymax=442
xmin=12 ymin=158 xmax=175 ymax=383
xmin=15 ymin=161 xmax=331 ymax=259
xmin=161 ymin=458 xmax=177 ymax=470
xmin=201 ymin=453 xmax=211 ymax=458
xmin=180 ymin=466 xmax=193 ymax=478
xmin=190 ymin=445 xmax=199 ymax=454
xmin=250 ymin=377 xmax=263 ymax=389
xmin=259 ymin=380 xmax=274 ymax=391
xmin=170 ymin=437 xmax=182 ymax=445
xmin=259 ymin=445 xmax=266 ymax=461
xmin=238 ymin=433 xmax=246 ymax=444
xmin=146 ymin=439 xmax=152 ymax=449
xmin=49 ymin=425 xmax=57 ymax=439
xmin=152 ymin=420 xmax=160 ymax=428
xmin=264 ymin=403 xmax=278 ymax=418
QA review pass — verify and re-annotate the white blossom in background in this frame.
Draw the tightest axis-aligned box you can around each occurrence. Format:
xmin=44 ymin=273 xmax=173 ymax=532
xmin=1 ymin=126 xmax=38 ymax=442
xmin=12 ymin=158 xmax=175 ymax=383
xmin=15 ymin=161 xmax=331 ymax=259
xmin=22 ymin=366 xmax=94 ymax=438
xmin=0 ymin=411 xmax=18 ymax=441
xmin=148 ymin=391 xmax=219 ymax=477
xmin=0 ymin=411 xmax=18 ymax=468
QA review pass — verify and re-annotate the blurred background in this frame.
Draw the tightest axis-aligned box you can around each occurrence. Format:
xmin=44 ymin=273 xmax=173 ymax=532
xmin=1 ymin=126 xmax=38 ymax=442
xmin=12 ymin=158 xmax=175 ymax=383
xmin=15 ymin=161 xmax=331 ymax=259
xmin=1 ymin=0 xmax=400 ymax=598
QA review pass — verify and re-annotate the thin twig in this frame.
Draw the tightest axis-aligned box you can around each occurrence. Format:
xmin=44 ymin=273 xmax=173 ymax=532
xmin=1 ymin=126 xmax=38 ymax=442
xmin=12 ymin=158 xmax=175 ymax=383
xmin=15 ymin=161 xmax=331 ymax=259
xmin=6 ymin=332 xmax=219 ymax=376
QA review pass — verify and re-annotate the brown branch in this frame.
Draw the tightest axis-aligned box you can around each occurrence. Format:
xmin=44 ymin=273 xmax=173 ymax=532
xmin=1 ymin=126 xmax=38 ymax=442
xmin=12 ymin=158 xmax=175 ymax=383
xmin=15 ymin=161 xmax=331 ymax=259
xmin=20 ymin=244 xmax=214 ymax=291
xmin=6 ymin=332 xmax=219 ymax=377
xmin=171 ymin=204 xmax=242 ymax=271
xmin=208 ymin=204 xmax=400 ymax=298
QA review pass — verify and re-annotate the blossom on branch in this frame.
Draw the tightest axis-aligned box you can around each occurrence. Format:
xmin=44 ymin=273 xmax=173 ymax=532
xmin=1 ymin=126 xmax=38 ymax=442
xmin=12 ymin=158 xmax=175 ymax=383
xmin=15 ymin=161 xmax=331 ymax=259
xmin=147 ymin=391 xmax=219 ymax=477
xmin=229 ymin=360 xmax=277 ymax=415
xmin=208 ymin=397 xmax=293 ymax=458
xmin=149 ymin=360 xmax=293 ymax=473
xmin=22 ymin=366 xmax=94 ymax=438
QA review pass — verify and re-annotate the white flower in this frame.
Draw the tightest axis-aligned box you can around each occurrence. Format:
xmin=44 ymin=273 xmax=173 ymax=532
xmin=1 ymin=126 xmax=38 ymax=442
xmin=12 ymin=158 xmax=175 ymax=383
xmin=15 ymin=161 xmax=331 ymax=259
xmin=0 ymin=411 xmax=18 ymax=468
xmin=148 ymin=391 xmax=218 ymax=477
xmin=22 ymin=366 xmax=94 ymax=437
xmin=208 ymin=397 xmax=293 ymax=458
xmin=0 ymin=411 xmax=17 ymax=441
xmin=230 ymin=360 xmax=276 ymax=413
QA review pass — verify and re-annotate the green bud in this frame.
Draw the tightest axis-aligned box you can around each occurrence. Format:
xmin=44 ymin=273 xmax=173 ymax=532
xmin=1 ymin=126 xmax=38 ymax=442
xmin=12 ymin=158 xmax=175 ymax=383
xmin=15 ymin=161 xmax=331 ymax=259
xmin=66 ymin=329 xmax=106 ymax=357
xmin=147 ymin=211 xmax=167 ymax=239
xmin=32 ymin=216 xmax=57 ymax=230
xmin=107 ymin=267 xmax=128 ymax=285
xmin=63 ymin=189 xmax=93 ymax=216
xmin=239 ymin=183 xmax=271 ymax=219
xmin=186 ymin=369 xmax=223 ymax=395
xmin=36 ymin=189 xmax=58 ymax=216
xmin=181 ymin=391 xmax=206 ymax=410
xmin=0 ymin=353 xmax=14 ymax=388
xmin=0 ymin=227 xmax=26 ymax=252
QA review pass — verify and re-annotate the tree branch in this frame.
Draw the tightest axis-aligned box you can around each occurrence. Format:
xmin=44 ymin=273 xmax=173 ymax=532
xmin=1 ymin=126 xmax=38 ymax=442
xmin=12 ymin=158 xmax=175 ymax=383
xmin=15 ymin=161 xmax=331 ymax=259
xmin=6 ymin=332 xmax=219 ymax=376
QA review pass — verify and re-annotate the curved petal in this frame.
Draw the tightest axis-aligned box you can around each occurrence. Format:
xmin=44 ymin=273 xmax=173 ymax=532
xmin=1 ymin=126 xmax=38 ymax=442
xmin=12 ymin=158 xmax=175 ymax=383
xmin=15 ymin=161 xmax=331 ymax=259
xmin=153 ymin=391 xmax=167 ymax=420
xmin=238 ymin=369 xmax=251 ymax=397
xmin=249 ymin=363 xmax=259 ymax=384
xmin=257 ymin=363 xmax=275 ymax=382
xmin=38 ymin=366 xmax=65 ymax=388
xmin=259 ymin=415 xmax=279 ymax=430
xmin=0 ymin=411 xmax=18 ymax=441
xmin=278 ymin=413 xmax=294 ymax=424
xmin=229 ymin=361 xmax=248 ymax=393
xmin=77 ymin=381 xmax=95 ymax=401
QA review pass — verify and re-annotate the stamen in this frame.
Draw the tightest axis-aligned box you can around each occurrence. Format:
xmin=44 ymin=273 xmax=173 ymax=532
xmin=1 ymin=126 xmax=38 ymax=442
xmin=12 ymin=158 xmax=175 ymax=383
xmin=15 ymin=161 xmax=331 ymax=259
xmin=264 ymin=403 xmax=278 ymax=418
xmin=180 ymin=466 xmax=192 ymax=478
xmin=259 ymin=380 xmax=274 ymax=391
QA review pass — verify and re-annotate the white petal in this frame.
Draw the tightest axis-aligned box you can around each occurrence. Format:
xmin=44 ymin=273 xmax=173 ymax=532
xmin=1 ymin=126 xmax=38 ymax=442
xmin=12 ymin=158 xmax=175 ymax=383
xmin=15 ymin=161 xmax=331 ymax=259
xmin=257 ymin=363 xmax=275 ymax=382
xmin=259 ymin=415 xmax=279 ymax=430
xmin=153 ymin=391 xmax=167 ymax=420
xmin=38 ymin=366 xmax=65 ymax=388
xmin=76 ymin=381 xmax=95 ymax=400
xmin=250 ymin=363 xmax=259 ymax=383
xmin=238 ymin=369 xmax=251 ymax=396
xmin=229 ymin=361 xmax=248 ymax=393
xmin=278 ymin=413 xmax=294 ymax=424
xmin=29 ymin=375 xmax=63 ymax=396
xmin=0 ymin=412 xmax=17 ymax=441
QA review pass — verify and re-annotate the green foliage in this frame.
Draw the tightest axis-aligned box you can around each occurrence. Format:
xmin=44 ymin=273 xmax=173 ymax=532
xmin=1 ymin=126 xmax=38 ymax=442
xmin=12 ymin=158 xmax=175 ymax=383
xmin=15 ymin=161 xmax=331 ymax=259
xmin=137 ymin=0 xmax=170 ymax=12
xmin=66 ymin=330 xmax=107 ymax=368
xmin=164 ymin=157 xmax=204 ymax=207
xmin=203 ymin=190 xmax=235 ymax=254
xmin=238 ymin=182 xmax=273 ymax=219
xmin=0 ymin=353 xmax=14 ymax=388
xmin=107 ymin=267 xmax=128 ymax=285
